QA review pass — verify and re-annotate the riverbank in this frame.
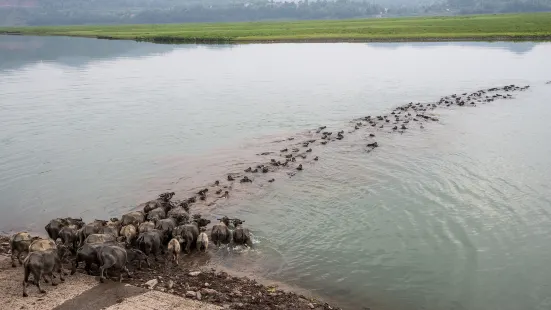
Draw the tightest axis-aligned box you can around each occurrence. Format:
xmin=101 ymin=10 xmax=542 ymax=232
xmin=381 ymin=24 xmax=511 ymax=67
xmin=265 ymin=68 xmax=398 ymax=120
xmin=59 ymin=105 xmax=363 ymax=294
xmin=0 ymin=236 xmax=342 ymax=310
xmin=1 ymin=13 xmax=551 ymax=43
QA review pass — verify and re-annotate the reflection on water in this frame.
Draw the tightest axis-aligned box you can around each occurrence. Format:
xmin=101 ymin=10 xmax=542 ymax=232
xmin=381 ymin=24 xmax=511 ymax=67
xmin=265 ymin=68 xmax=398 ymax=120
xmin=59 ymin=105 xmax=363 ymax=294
xmin=0 ymin=36 xmax=177 ymax=71
xmin=1 ymin=37 xmax=551 ymax=310
xmin=369 ymin=41 xmax=538 ymax=54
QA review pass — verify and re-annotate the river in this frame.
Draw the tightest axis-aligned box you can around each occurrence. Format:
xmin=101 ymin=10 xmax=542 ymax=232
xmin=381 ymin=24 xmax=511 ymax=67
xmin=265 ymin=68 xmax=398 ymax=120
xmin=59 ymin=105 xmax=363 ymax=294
xmin=1 ymin=36 xmax=551 ymax=310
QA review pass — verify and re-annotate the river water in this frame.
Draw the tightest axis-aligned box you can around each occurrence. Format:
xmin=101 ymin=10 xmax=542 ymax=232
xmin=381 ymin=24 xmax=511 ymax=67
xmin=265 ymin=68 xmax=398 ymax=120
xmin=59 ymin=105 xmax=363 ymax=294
xmin=1 ymin=36 xmax=551 ymax=310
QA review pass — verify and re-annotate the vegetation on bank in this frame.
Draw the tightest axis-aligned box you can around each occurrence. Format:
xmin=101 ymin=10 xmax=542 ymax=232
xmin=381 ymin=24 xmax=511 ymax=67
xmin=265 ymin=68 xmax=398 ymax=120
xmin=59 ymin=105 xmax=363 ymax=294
xmin=1 ymin=13 xmax=551 ymax=43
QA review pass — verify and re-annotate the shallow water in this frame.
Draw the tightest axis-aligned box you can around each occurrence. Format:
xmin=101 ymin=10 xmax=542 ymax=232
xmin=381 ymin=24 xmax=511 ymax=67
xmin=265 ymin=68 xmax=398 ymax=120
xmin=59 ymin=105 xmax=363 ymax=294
xmin=1 ymin=36 xmax=551 ymax=310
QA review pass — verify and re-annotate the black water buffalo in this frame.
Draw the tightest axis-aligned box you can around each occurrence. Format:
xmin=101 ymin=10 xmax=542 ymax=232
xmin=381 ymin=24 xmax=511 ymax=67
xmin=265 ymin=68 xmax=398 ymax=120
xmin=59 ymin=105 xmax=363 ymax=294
xmin=167 ymin=207 xmax=189 ymax=225
xmin=154 ymin=218 xmax=177 ymax=243
xmin=137 ymin=230 xmax=164 ymax=262
xmin=72 ymin=243 xmax=105 ymax=275
xmin=22 ymin=249 xmax=64 ymax=297
xmin=45 ymin=217 xmax=84 ymax=242
xmin=59 ymin=225 xmax=80 ymax=253
xmin=97 ymin=245 xmax=148 ymax=283
xmin=147 ymin=208 xmax=166 ymax=222
xmin=211 ymin=217 xmax=231 ymax=246
xmin=232 ymin=219 xmax=253 ymax=247
xmin=143 ymin=192 xmax=175 ymax=214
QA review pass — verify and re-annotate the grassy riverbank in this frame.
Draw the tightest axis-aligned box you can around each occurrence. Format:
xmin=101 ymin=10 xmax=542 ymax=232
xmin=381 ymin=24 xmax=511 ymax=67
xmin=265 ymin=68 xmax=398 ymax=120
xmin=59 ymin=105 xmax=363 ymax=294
xmin=1 ymin=13 xmax=551 ymax=43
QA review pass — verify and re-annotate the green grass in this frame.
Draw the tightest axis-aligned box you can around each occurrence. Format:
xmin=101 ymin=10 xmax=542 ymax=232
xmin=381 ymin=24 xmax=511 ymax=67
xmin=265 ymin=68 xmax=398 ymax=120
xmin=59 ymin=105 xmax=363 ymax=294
xmin=2 ymin=13 xmax=551 ymax=43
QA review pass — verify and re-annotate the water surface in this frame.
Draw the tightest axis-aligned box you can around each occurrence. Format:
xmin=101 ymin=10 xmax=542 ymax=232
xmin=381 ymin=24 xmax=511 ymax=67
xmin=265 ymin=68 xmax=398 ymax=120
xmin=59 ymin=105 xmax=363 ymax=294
xmin=1 ymin=36 xmax=551 ymax=310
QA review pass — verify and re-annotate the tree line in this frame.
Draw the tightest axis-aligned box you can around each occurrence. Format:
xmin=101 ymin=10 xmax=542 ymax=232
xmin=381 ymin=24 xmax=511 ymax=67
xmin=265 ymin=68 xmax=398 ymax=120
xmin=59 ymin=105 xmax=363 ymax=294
xmin=0 ymin=0 xmax=550 ymax=26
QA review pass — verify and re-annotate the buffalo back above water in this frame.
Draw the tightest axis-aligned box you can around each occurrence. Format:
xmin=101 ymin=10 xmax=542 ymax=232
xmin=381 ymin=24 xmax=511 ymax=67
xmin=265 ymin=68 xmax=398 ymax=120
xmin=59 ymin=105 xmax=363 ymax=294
xmin=121 ymin=211 xmax=145 ymax=226
xmin=211 ymin=223 xmax=231 ymax=246
xmin=29 ymin=238 xmax=57 ymax=252
xmin=167 ymin=207 xmax=190 ymax=225
xmin=84 ymin=234 xmax=116 ymax=245
xmin=138 ymin=222 xmax=155 ymax=233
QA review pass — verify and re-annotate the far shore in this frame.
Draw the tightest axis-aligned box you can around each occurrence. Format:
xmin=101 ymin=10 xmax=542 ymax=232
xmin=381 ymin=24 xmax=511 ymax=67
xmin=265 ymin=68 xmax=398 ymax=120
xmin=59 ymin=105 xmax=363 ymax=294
xmin=1 ymin=12 xmax=551 ymax=44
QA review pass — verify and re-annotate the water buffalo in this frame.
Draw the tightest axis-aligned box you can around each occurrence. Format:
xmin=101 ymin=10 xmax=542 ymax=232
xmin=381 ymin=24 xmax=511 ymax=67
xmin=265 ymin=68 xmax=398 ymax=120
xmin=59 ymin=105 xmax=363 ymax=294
xmin=71 ymin=243 xmax=104 ymax=275
xmin=100 ymin=226 xmax=119 ymax=238
xmin=97 ymin=245 xmax=148 ymax=283
xmin=84 ymin=234 xmax=117 ymax=245
xmin=78 ymin=221 xmax=108 ymax=246
xmin=59 ymin=225 xmax=79 ymax=253
xmin=120 ymin=225 xmax=138 ymax=247
xmin=175 ymin=226 xmax=194 ymax=254
xmin=167 ymin=238 xmax=181 ymax=265
xmin=138 ymin=221 xmax=155 ymax=233
xmin=211 ymin=217 xmax=231 ymax=246
xmin=22 ymin=249 xmax=64 ymax=297
xmin=10 ymin=232 xmax=40 ymax=267
xmin=167 ymin=207 xmax=189 ymax=225
xmin=143 ymin=192 xmax=175 ymax=214
xmin=45 ymin=217 xmax=84 ymax=241
xmin=196 ymin=229 xmax=209 ymax=252
xmin=232 ymin=219 xmax=253 ymax=247
xmin=121 ymin=211 xmax=145 ymax=226
xmin=137 ymin=230 xmax=163 ymax=262
xmin=29 ymin=238 xmax=57 ymax=252
xmin=147 ymin=207 xmax=166 ymax=222
xmin=178 ymin=218 xmax=211 ymax=253
xmin=154 ymin=218 xmax=177 ymax=243
xmin=106 ymin=218 xmax=121 ymax=229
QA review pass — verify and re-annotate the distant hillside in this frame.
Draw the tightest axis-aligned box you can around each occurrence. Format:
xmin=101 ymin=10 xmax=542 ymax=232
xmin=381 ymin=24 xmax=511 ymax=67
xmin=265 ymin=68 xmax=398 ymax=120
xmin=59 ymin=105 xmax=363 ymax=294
xmin=0 ymin=0 xmax=550 ymax=26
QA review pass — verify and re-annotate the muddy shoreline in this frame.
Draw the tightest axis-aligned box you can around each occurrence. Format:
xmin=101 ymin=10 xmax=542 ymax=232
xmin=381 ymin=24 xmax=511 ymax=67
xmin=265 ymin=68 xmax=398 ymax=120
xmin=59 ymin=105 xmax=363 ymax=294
xmin=0 ymin=235 xmax=342 ymax=310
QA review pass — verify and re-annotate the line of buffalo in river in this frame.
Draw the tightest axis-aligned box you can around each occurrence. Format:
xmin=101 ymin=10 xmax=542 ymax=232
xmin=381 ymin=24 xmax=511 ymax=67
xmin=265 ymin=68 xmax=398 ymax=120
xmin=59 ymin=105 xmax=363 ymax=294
xmin=7 ymin=83 xmax=533 ymax=298
xmin=10 ymin=191 xmax=252 ymax=297
xmin=225 ymin=84 xmax=530 ymax=184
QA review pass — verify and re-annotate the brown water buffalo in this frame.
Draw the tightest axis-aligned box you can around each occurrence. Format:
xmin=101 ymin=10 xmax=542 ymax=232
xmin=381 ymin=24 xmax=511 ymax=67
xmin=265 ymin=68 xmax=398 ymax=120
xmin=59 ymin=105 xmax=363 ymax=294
xmin=121 ymin=211 xmax=145 ymax=227
xmin=119 ymin=225 xmax=138 ymax=246
xmin=84 ymin=234 xmax=117 ymax=245
xmin=29 ymin=238 xmax=57 ymax=252
xmin=78 ymin=221 xmax=107 ymax=246
xmin=10 ymin=232 xmax=40 ymax=267
xmin=167 ymin=238 xmax=181 ymax=265
xmin=196 ymin=228 xmax=209 ymax=252
xmin=138 ymin=221 xmax=155 ymax=233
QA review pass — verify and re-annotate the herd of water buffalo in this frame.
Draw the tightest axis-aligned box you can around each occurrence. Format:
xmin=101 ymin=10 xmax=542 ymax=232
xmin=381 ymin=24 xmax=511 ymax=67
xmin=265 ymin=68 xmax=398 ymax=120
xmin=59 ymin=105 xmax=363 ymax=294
xmin=9 ymin=191 xmax=252 ymax=297
xmin=8 ymin=83 xmax=538 ymax=298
